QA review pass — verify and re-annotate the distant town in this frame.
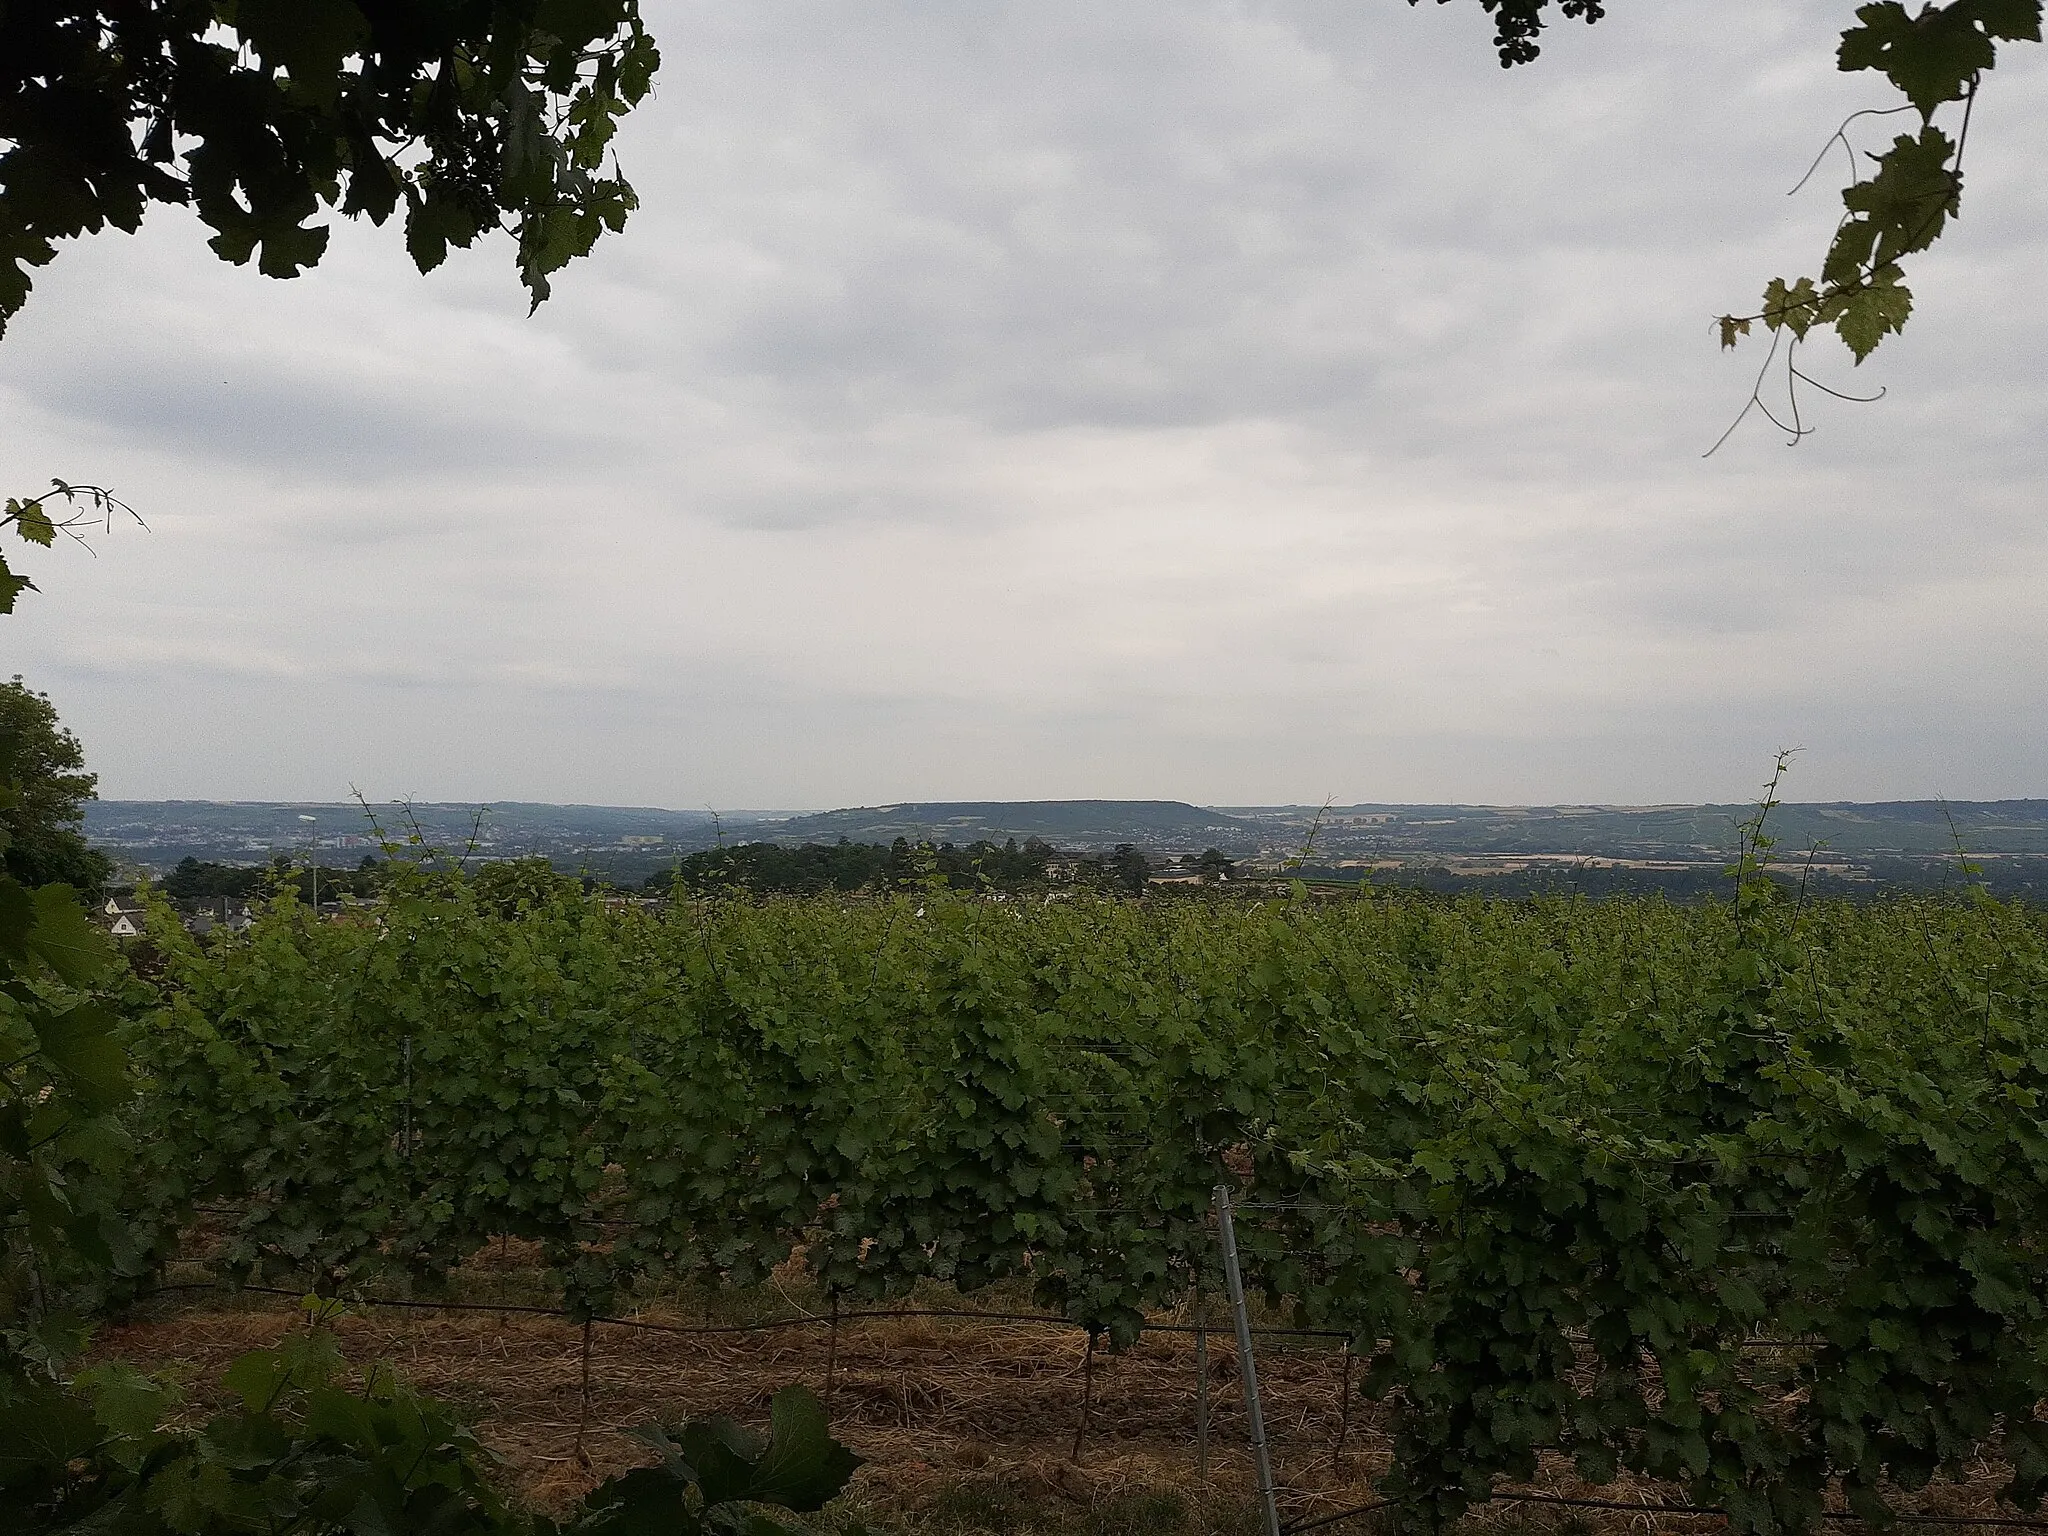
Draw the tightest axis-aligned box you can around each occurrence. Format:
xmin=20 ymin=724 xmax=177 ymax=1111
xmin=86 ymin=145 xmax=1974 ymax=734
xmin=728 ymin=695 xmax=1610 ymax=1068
xmin=85 ymin=796 xmax=2048 ymax=902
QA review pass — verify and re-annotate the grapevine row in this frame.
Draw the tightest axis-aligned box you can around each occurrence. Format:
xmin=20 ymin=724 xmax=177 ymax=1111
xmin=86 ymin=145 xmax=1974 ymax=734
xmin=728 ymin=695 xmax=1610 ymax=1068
xmin=128 ymin=876 xmax=2048 ymax=1534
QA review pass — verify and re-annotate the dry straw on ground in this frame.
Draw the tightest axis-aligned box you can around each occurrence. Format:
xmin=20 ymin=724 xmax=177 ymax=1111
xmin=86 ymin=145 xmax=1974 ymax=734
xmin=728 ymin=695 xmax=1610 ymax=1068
xmin=94 ymin=1249 xmax=2048 ymax=1536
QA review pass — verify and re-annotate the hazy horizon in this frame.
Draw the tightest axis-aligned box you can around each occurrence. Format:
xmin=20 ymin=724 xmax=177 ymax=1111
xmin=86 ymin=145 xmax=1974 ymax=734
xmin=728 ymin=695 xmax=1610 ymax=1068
xmin=86 ymin=792 xmax=2048 ymax=816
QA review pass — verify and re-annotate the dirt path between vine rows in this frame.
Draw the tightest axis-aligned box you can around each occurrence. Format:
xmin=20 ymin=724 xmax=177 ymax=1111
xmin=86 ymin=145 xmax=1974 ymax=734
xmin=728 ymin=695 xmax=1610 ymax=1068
xmin=94 ymin=1254 xmax=2039 ymax=1536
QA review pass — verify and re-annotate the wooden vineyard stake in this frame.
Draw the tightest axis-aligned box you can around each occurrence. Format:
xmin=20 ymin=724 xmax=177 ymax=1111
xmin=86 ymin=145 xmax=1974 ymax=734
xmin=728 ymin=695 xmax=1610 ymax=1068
xmin=1195 ymin=1277 xmax=1211 ymax=1479
xmin=1071 ymin=1326 xmax=1099 ymax=1463
xmin=574 ymin=1318 xmax=594 ymax=1465
xmin=825 ymin=1292 xmax=841 ymax=1406
xmin=1337 ymin=1337 xmax=1356 ymax=1459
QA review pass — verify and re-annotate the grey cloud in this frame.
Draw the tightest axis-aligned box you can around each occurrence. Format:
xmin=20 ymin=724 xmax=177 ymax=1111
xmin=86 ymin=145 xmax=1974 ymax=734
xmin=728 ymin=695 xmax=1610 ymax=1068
xmin=1 ymin=0 xmax=2043 ymax=805
xmin=18 ymin=346 xmax=633 ymax=484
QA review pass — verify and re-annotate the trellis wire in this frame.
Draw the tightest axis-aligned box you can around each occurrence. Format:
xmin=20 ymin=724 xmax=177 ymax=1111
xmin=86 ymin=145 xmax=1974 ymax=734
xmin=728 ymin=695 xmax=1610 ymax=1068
xmin=1281 ymin=1492 xmax=2048 ymax=1535
xmin=130 ymin=1281 xmax=2048 ymax=1533
xmin=142 ymin=1281 xmax=1353 ymax=1340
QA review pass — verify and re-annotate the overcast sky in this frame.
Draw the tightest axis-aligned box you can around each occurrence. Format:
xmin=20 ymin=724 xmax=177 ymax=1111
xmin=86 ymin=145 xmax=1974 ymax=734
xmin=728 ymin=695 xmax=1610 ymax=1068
xmin=3 ymin=0 xmax=2044 ymax=810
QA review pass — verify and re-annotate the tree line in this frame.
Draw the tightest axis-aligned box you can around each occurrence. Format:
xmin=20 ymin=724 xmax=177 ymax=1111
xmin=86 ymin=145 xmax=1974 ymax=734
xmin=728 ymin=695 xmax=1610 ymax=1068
xmin=644 ymin=838 xmax=1236 ymax=897
xmin=156 ymin=840 xmax=1238 ymax=902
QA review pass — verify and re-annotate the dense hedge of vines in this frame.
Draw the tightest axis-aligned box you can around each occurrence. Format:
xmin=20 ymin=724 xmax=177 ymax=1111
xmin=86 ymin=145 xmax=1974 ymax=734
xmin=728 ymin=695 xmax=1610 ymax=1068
xmin=127 ymin=867 xmax=2048 ymax=1534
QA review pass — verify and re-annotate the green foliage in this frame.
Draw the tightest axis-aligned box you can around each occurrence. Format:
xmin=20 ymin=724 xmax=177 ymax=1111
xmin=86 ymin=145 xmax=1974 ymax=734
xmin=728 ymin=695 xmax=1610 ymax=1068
xmin=0 ymin=677 xmax=114 ymax=896
xmin=651 ymin=841 xmax=900 ymax=898
xmin=1722 ymin=0 xmax=2042 ymax=363
xmin=1100 ymin=845 xmax=1151 ymax=895
xmin=472 ymin=855 xmax=588 ymax=916
xmin=0 ymin=858 xmax=856 ymax=1529
xmin=2 ymin=1305 xmax=856 ymax=1536
xmin=563 ymin=1386 xmax=861 ymax=1536
xmin=125 ymin=847 xmax=2048 ymax=1533
xmin=4 ymin=1310 xmax=512 ymax=1536
xmin=0 ymin=674 xmax=144 ymax=1359
xmin=160 ymin=854 xmax=387 ymax=909
xmin=160 ymin=859 xmax=270 ymax=902
xmin=1838 ymin=0 xmax=2042 ymax=116
xmin=0 ymin=661 xmax=158 ymax=1529
xmin=0 ymin=581 xmax=855 ymax=1536
xmin=647 ymin=837 xmax=1075 ymax=899
xmin=0 ymin=501 xmax=47 ymax=614
xmin=1 ymin=483 xmax=134 ymax=618
xmin=0 ymin=0 xmax=662 ymax=334
xmin=0 ymin=873 xmax=138 ymax=1347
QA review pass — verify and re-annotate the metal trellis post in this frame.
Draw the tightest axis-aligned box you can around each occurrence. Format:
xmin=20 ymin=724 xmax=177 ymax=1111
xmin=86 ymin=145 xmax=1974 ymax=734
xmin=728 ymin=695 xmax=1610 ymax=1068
xmin=1216 ymin=1184 xmax=1281 ymax=1536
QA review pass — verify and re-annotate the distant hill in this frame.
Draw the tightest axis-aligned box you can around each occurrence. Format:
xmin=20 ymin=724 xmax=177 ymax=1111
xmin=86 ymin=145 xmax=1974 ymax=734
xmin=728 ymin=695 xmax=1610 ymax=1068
xmin=1221 ymin=801 xmax=2048 ymax=859
xmin=84 ymin=800 xmax=718 ymax=872
xmin=757 ymin=799 xmax=1254 ymax=850
xmin=83 ymin=796 xmax=2048 ymax=890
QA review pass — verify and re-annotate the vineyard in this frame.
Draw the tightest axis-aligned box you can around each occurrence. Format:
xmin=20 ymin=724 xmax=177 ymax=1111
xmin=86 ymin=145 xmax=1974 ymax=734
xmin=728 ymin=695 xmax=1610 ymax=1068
xmin=100 ymin=841 xmax=2048 ymax=1536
